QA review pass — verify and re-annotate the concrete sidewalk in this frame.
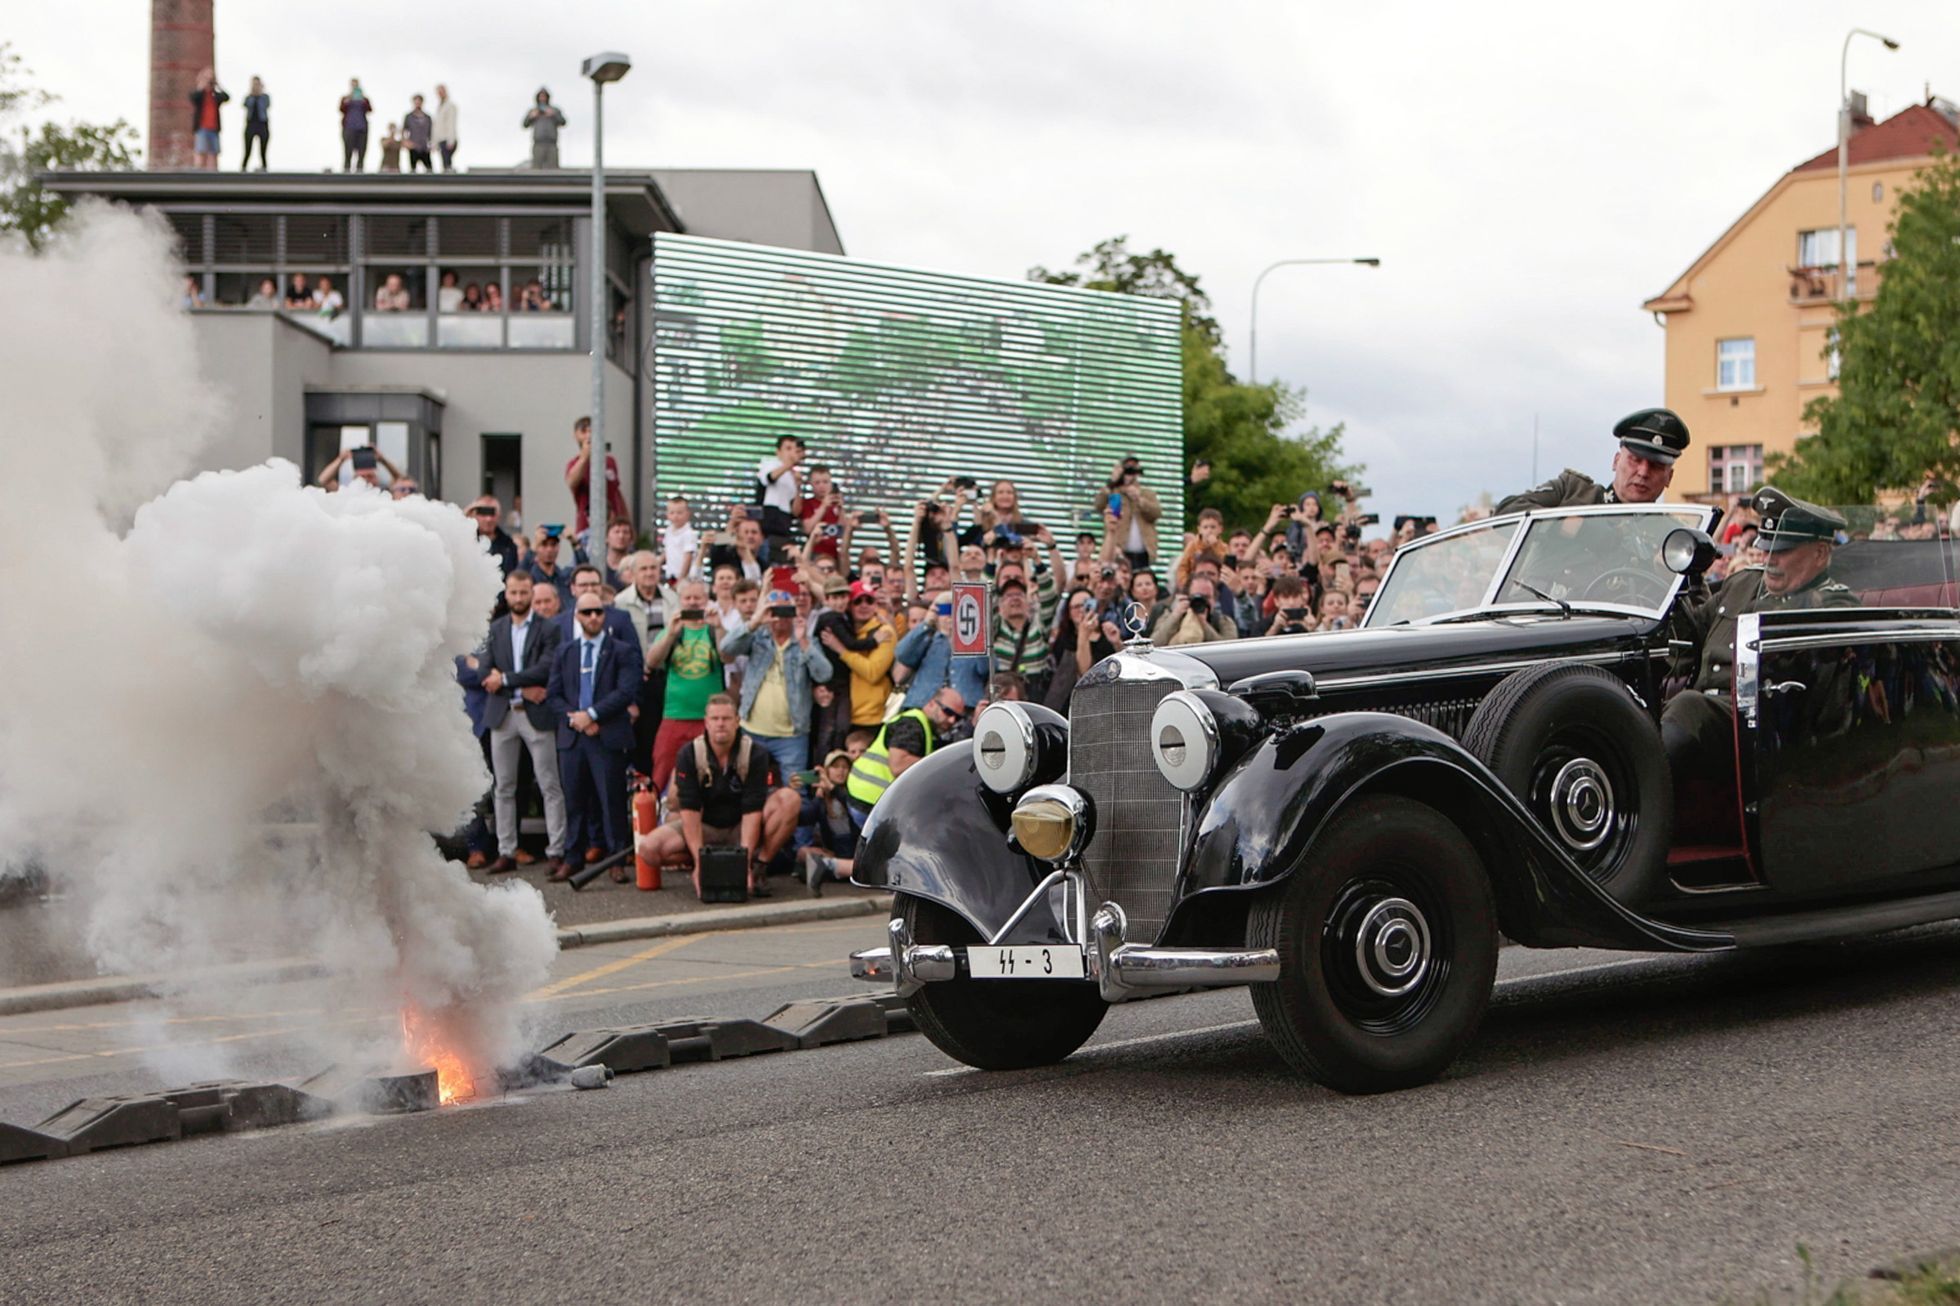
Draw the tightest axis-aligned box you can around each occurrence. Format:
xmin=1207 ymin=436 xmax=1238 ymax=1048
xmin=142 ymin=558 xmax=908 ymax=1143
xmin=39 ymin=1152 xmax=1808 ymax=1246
xmin=0 ymin=894 xmax=890 ymax=1018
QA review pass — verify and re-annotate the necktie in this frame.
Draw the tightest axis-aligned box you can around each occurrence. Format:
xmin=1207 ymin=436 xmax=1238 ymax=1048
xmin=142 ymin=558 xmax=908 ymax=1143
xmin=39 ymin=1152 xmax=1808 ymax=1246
xmin=579 ymin=640 xmax=596 ymax=711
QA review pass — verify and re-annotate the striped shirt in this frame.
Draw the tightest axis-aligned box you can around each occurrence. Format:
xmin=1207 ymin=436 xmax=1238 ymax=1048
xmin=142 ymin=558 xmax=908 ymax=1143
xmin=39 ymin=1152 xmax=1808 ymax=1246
xmin=991 ymin=615 xmax=1049 ymax=678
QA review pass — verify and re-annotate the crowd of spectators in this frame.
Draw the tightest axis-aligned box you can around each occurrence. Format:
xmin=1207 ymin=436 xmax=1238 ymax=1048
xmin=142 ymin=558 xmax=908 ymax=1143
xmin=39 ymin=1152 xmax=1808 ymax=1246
xmin=428 ymin=408 xmax=1960 ymax=903
xmin=438 ymin=417 xmax=1463 ymax=901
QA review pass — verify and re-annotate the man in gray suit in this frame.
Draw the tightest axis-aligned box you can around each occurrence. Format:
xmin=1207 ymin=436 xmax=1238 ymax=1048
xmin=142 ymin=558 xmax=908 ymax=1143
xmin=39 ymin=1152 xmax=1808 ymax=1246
xmin=479 ymin=570 xmax=569 ymax=875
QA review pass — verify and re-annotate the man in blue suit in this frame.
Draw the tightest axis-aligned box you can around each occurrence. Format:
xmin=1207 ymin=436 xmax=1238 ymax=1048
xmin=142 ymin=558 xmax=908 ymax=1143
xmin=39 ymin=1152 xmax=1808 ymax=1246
xmin=553 ymin=563 xmax=641 ymax=651
xmin=547 ymin=593 xmax=643 ymax=881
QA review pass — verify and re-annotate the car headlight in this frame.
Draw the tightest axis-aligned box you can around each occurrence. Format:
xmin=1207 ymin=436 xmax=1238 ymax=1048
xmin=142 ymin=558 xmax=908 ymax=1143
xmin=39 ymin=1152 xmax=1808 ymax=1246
xmin=1151 ymin=690 xmax=1221 ymax=791
xmin=1010 ymin=785 xmax=1091 ymax=863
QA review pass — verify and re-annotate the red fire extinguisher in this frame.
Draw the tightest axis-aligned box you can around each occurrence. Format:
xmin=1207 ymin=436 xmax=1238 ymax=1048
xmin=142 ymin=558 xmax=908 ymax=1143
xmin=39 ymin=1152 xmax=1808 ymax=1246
xmin=630 ymin=771 xmax=660 ymax=892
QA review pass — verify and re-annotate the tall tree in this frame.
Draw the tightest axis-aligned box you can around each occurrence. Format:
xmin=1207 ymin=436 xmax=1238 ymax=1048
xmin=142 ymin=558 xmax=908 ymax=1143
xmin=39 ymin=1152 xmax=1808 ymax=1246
xmin=0 ymin=43 xmax=140 ymax=251
xmin=1031 ymin=236 xmax=1358 ymax=530
xmin=1772 ymin=150 xmax=1960 ymax=502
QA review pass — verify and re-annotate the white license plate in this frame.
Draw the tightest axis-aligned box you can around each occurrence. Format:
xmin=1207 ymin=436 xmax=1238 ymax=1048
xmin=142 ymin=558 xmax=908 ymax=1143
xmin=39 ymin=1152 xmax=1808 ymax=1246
xmin=966 ymin=945 xmax=1086 ymax=980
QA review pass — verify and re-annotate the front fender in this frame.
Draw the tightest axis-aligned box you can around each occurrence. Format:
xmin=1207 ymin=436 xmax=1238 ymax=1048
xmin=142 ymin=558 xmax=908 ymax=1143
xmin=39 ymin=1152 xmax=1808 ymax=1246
xmin=1175 ymin=712 xmax=1730 ymax=952
xmin=850 ymin=741 xmax=1065 ymax=942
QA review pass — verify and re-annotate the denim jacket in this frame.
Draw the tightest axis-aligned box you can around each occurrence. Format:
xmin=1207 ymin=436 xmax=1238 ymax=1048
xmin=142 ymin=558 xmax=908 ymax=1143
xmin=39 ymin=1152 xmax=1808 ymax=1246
xmin=893 ymin=624 xmax=990 ymax=710
xmin=718 ymin=625 xmax=833 ymax=736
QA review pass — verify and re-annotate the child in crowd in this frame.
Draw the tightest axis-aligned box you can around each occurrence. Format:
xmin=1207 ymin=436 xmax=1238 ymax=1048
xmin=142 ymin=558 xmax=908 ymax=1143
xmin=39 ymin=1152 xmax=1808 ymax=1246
xmin=796 ymin=748 xmax=859 ymax=895
xmin=662 ymin=495 xmax=698 ymax=583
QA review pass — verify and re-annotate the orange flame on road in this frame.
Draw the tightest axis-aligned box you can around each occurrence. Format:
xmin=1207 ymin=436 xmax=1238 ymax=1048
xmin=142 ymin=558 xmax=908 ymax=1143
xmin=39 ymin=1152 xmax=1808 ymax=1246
xmin=400 ymin=1006 xmax=478 ymax=1105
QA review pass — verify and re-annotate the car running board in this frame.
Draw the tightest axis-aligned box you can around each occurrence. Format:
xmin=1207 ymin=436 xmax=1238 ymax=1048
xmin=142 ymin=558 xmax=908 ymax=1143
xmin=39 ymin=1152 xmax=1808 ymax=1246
xmin=1697 ymin=887 xmax=1960 ymax=948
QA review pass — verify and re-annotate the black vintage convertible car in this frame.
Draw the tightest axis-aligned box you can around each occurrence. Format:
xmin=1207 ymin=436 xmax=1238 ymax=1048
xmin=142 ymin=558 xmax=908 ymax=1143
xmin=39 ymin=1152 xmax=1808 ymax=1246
xmin=849 ymin=502 xmax=1960 ymax=1092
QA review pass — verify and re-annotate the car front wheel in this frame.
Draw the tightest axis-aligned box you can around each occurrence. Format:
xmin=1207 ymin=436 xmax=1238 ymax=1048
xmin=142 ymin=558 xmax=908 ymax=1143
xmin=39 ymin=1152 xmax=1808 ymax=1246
xmin=898 ymin=895 xmax=1108 ymax=1071
xmin=1248 ymin=795 xmax=1499 ymax=1093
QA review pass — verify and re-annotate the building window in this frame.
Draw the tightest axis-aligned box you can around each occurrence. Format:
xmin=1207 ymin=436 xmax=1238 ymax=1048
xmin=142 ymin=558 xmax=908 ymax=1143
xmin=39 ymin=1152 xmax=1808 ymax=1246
xmin=1826 ymin=327 xmax=1841 ymax=382
xmin=1716 ymin=337 xmax=1756 ymax=391
xmin=1709 ymin=445 xmax=1764 ymax=495
xmin=1796 ymin=227 xmax=1857 ymax=294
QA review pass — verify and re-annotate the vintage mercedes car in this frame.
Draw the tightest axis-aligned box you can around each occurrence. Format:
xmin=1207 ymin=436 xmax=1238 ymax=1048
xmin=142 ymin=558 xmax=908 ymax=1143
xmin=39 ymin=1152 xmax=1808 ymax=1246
xmin=849 ymin=502 xmax=1960 ymax=1092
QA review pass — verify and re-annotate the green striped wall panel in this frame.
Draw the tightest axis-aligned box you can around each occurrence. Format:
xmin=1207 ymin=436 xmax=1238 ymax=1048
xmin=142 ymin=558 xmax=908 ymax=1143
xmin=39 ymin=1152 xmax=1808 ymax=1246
xmin=650 ymin=233 xmax=1183 ymax=550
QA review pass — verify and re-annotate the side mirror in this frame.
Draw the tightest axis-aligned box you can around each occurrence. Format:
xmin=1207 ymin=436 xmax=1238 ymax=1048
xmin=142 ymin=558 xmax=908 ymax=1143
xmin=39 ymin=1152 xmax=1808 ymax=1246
xmin=1662 ymin=528 xmax=1717 ymax=577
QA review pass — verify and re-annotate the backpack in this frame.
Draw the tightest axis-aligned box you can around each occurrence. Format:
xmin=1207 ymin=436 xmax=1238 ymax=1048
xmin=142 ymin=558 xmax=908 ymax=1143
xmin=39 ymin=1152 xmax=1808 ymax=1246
xmin=694 ymin=733 xmax=754 ymax=788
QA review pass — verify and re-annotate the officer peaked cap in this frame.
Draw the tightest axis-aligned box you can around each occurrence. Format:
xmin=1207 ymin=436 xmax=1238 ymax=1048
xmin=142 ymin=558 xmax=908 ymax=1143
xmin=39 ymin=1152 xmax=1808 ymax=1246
xmin=1613 ymin=408 xmax=1691 ymax=465
xmin=1752 ymin=486 xmax=1845 ymax=552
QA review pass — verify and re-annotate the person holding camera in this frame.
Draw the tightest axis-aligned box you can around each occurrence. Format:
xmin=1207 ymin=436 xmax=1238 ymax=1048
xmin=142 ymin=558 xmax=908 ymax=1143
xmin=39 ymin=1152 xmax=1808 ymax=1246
xmin=645 ymin=578 xmax=726 ymax=796
xmin=718 ymin=589 xmax=832 ymax=780
xmin=893 ymin=590 xmax=990 ymax=713
xmin=522 ymin=88 xmax=566 ymax=169
xmin=1097 ymin=455 xmax=1162 ymax=571
xmin=1265 ymin=575 xmax=1316 ymax=637
xmin=1151 ymin=575 xmax=1237 ymax=646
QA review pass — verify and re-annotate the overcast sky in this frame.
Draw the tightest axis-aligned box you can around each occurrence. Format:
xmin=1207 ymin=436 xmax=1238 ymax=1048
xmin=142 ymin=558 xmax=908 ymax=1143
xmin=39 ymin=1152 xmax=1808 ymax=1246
xmin=13 ymin=1 xmax=1959 ymax=519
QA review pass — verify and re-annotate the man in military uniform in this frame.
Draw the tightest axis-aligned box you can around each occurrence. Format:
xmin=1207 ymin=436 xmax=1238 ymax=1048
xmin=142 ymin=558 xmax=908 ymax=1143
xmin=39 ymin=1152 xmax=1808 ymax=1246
xmin=1496 ymin=408 xmax=1691 ymax=513
xmin=1661 ymin=487 xmax=1859 ymax=829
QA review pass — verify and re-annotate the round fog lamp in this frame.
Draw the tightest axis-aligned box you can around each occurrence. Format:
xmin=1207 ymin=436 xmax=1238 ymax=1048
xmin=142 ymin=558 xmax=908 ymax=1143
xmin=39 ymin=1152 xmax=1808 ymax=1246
xmin=1011 ymin=799 xmax=1076 ymax=862
xmin=1010 ymin=786 xmax=1089 ymax=864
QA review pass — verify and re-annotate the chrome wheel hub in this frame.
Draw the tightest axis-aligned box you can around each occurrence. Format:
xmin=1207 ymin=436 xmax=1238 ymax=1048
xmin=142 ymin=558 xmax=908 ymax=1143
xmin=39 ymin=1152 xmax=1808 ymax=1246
xmin=1353 ymin=897 xmax=1430 ymax=997
xmin=1547 ymin=757 xmax=1614 ymax=853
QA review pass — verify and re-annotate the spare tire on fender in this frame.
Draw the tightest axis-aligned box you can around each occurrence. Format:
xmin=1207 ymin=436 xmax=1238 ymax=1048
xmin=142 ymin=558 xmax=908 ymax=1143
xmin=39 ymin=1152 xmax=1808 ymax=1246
xmin=1461 ymin=662 xmax=1671 ymax=906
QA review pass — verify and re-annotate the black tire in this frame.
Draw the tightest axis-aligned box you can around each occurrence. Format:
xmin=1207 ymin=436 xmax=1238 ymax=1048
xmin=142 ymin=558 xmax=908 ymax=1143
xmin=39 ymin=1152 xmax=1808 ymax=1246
xmin=1249 ymin=795 xmax=1499 ymax=1093
xmin=1462 ymin=661 xmax=1671 ymax=905
xmin=898 ymin=896 xmax=1107 ymax=1071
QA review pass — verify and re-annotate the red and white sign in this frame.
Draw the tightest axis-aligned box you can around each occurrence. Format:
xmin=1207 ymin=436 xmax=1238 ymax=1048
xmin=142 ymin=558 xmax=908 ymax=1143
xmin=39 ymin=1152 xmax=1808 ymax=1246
xmin=950 ymin=582 xmax=990 ymax=656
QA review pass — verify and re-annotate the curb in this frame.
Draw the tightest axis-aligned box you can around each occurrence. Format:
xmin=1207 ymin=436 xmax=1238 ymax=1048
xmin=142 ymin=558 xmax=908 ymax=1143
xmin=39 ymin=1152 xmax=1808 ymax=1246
xmin=0 ymin=896 xmax=892 ymax=1019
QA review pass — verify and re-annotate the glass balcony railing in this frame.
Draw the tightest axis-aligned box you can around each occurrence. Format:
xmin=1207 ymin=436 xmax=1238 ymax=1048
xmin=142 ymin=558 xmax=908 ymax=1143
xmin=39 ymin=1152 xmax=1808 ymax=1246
xmin=508 ymin=312 xmax=575 ymax=348
xmin=363 ymin=313 xmax=430 ymax=347
xmin=437 ymin=314 xmax=504 ymax=349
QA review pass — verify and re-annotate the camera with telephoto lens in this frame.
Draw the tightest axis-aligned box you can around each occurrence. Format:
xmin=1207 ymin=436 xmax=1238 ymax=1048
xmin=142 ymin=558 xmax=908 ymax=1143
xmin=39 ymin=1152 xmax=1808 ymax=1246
xmin=1188 ymin=595 xmax=1210 ymax=616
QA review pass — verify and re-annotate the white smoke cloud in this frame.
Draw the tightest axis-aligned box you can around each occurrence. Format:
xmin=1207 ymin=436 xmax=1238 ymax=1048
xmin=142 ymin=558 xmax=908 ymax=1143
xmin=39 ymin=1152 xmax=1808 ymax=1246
xmin=0 ymin=202 xmax=558 ymax=1082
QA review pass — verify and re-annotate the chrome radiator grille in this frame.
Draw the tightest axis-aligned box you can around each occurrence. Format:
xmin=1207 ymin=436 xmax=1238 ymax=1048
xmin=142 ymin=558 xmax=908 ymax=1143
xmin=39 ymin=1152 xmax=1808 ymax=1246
xmin=1069 ymin=678 xmax=1183 ymax=943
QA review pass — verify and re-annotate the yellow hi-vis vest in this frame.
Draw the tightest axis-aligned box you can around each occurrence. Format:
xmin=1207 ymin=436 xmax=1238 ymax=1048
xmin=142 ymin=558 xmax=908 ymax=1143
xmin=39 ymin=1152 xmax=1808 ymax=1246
xmin=847 ymin=708 xmax=934 ymax=808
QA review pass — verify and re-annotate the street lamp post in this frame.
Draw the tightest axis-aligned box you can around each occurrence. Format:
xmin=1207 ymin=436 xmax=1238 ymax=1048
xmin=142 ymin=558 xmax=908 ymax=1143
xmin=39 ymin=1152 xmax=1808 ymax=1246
xmin=1248 ymin=257 xmax=1381 ymax=383
xmin=582 ymin=51 xmax=630 ymax=545
xmin=1838 ymin=28 xmax=1900 ymax=302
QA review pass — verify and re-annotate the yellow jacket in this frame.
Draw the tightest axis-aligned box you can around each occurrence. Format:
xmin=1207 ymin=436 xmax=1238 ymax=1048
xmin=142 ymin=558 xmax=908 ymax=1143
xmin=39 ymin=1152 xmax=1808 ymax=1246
xmin=833 ymin=616 xmax=896 ymax=725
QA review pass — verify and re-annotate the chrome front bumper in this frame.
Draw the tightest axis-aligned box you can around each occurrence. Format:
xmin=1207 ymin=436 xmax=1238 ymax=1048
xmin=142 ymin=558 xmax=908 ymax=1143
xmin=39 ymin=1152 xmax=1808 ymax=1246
xmin=850 ymin=901 xmax=1280 ymax=1004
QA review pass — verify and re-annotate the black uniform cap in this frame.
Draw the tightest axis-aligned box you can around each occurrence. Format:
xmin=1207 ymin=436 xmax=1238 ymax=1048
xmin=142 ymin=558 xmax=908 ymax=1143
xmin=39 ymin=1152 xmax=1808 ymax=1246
xmin=1612 ymin=408 xmax=1691 ymax=465
xmin=1752 ymin=486 xmax=1846 ymax=552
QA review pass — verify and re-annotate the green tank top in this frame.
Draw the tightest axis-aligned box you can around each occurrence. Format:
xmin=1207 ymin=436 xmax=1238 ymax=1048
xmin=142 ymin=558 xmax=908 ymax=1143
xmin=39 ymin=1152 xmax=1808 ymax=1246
xmin=662 ymin=625 xmax=722 ymax=720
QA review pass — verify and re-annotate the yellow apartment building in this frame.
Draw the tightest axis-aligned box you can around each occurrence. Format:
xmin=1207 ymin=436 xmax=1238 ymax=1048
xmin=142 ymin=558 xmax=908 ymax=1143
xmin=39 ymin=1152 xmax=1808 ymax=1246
xmin=1642 ymin=96 xmax=1959 ymax=501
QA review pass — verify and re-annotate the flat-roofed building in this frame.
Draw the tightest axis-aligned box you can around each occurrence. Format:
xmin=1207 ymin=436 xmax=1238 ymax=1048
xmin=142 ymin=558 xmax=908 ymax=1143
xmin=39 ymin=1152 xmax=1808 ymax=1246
xmin=40 ymin=166 xmax=842 ymax=531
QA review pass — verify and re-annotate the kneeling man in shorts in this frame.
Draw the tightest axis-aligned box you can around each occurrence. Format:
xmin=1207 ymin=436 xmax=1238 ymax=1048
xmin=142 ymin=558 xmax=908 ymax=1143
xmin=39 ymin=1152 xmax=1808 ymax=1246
xmin=637 ymin=693 xmax=799 ymax=899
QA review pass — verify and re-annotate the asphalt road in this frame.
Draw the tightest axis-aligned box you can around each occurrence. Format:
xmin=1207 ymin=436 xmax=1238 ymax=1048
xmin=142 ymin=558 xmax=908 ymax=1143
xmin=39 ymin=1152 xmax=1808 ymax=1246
xmin=3 ymin=917 xmax=1959 ymax=1304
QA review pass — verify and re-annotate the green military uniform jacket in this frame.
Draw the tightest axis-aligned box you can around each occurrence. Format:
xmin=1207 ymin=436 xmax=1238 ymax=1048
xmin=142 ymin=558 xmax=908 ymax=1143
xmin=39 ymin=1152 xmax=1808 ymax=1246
xmin=1495 ymin=469 xmax=1613 ymax=515
xmin=1676 ymin=566 xmax=1860 ymax=694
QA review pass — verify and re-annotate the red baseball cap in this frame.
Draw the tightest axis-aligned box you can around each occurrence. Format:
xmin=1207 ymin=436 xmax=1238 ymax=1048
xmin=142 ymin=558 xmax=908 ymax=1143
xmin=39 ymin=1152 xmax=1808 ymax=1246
xmin=849 ymin=580 xmax=880 ymax=601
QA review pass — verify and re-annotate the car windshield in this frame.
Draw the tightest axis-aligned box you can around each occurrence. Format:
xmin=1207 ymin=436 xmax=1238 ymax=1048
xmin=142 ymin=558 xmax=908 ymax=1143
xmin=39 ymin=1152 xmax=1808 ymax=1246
xmin=1365 ymin=505 xmax=1715 ymax=627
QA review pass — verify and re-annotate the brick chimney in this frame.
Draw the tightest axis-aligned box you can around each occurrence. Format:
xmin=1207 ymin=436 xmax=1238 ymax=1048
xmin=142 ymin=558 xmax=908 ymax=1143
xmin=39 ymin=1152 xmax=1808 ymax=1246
xmin=149 ymin=0 xmax=214 ymax=170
